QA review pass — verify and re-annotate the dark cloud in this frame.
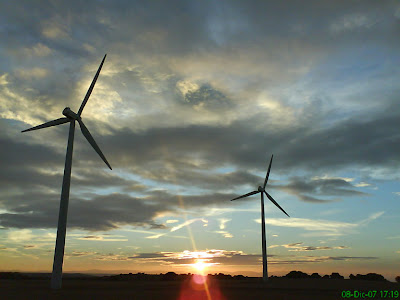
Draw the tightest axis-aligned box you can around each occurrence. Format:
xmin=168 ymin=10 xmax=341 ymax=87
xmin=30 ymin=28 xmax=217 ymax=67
xmin=0 ymin=135 xmax=61 ymax=170
xmin=327 ymin=256 xmax=378 ymax=261
xmin=268 ymin=256 xmax=379 ymax=264
xmin=0 ymin=124 xmax=139 ymax=193
xmin=282 ymin=242 xmax=349 ymax=251
xmin=129 ymin=252 xmax=170 ymax=259
xmin=183 ymin=84 xmax=230 ymax=109
xmin=286 ymin=242 xmax=303 ymax=247
xmin=81 ymin=236 xmax=100 ymax=240
xmin=92 ymin=101 xmax=400 ymax=187
xmin=75 ymin=249 xmax=378 ymax=266
xmin=1 ymin=98 xmax=396 ymax=232
xmin=0 ymin=0 xmax=399 ymax=237
xmin=211 ymin=254 xmax=266 ymax=266
xmin=0 ymin=188 xmax=238 ymax=230
xmin=127 ymin=250 xmax=269 ymax=266
xmin=0 ymin=192 xmax=169 ymax=231
xmin=148 ymin=190 xmax=236 ymax=209
xmin=0 ymin=100 xmax=395 ymax=232
xmin=67 ymin=251 xmax=95 ymax=257
xmin=272 ymin=176 xmax=369 ymax=203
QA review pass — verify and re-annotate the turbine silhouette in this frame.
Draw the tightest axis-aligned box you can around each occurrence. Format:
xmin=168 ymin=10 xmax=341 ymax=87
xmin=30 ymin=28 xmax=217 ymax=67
xmin=22 ymin=54 xmax=111 ymax=289
xmin=230 ymin=154 xmax=289 ymax=282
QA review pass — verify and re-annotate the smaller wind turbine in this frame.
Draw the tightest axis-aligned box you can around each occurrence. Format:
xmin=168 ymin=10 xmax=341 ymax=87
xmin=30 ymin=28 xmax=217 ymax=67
xmin=230 ymin=154 xmax=289 ymax=282
xmin=22 ymin=54 xmax=111 ymax=289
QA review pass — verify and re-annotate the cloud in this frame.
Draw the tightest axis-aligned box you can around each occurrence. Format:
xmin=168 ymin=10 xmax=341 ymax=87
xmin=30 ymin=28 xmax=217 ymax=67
xmin=95 ymin=253 xmax=131 ymax=261
xmin=358 ymin=211 xmax=385 ymax=226
xmin=0 ymin=1 xmax=399 ymax=268
xmin=7 ymin=229 xmax=35 ymax=242
xmin=354 ymin=182 xmax=371 ymax=187
xmin=0 ymin=74 xmax=9 ymax=85
xmin=330 ymin=13 xmax=377 ymax=33
xmin=170 ymin=219 xmax=202 ymax=232
xmin=286 ymin=242 xmax=303 ymax=247
xmin=214 ymin=231 xmax=233 ymax=238
xmin=166 ymin=219 xmax=179 ymax=224
xmin=268 ymin=256 xmax=378 ymax=265
xmin=282 ymin=242 xmax=349 ymax=251
xmin=176 ymin=80 xmax=199 ymax=96
xmin=145 ymin=233 xmax=167 ymax=239
xmin=77 ymin=235 xmax=128 ymax=242
xmin=218 ymin=218 xmax=231 ymax=230
xmin=87 ymin=98 xmax=400 ymax=192
xmin=0 ymin=192 xmax=170 ymax=231
xmin=311 ymin=175 xmax=354 ymax=182
xmin=23 ymin=43 xmax=53 ymax=57
xmin=66 ymin=251 xmax=96 ymax=257
xmin=272 ymin=176 xmax=370 ymax=203
xmin=182 ymin=83 xmax=230 ymax=110
xmin=127 ymin=249 xmax=263 ymax=266
xmin=15 ymin=68 xmax=49 ymax=79
xmin=41 ymin=15 xmax=71 ymax=39
xmin=255 ymin=211 xmax=384 ymax=236
xmin=129 ymin=252 xmax=170 ymax=259
xmin=119 ymin=249 xmax=379 ymax=267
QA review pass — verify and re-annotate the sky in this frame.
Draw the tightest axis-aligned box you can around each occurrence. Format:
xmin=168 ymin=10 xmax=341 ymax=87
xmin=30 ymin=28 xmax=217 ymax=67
xmin=0 ymin=0 xmax=399 ymax=281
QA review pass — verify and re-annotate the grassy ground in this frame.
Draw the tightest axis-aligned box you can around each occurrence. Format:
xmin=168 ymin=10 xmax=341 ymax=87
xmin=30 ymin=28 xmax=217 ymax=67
xmin=1 ymin=277 xmax=398 ymax=300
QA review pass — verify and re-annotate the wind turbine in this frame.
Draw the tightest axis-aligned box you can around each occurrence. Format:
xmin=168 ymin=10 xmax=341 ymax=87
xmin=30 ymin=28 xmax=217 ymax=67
xmin=230 ymin=154 xmax=289 ymax=282
xmin=22 ymin=54 xmax=112 ymax=289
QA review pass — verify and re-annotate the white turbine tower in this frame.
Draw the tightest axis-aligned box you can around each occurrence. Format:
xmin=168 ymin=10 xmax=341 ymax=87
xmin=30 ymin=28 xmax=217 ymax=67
xmin=22 ymin=54 xmax=112 ymax=289
xmin=230 ymin=154 xmax=289 ymax=282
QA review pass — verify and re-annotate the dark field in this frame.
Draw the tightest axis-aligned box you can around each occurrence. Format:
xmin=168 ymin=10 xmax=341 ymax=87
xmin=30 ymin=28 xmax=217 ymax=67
xmin=1 ymin=278 xmax=399 ymax=300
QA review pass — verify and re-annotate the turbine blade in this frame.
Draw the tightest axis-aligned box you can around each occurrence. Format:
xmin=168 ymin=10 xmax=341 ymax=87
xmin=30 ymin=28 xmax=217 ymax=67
xmin=231 ymin=191 xmax=259 ymax=201
xmin=77 ymin=54 xmax=107 ymax=116
xmin=263 ymin=154 xmax=274 ymax=189
xmin=21 ymin=118 xmax=70 ymax=132
xmin=78 ymin=119 xmax=112 ymax=170
xmin=264 ymin=191 xmax=290 ymax=217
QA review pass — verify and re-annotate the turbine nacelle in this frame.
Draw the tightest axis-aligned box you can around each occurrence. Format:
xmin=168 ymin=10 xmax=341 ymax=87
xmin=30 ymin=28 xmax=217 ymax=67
xmin=62 ymin=107 xmax=80 ymax=120
xmin=230 ymin=155 xmax=290 ymax=218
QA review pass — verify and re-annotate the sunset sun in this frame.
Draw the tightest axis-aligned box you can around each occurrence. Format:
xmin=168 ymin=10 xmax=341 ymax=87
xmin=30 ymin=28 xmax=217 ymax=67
xmin=193 ymin=259 xmax=207 ymax=273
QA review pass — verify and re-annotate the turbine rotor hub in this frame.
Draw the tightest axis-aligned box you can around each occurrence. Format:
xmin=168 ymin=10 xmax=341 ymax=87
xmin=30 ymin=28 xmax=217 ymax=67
xmin=62 ymin=107 xmax=80 ymax=120
xmin=258 ymin=186 xmax=264 ymax=192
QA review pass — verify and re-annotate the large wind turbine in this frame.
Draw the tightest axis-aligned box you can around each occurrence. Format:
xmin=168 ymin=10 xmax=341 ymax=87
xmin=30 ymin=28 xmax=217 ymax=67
xmin=230 ymin=154 xmax=289 ymax=282
xmin=22 ymin=54 xmax=112 ymax=289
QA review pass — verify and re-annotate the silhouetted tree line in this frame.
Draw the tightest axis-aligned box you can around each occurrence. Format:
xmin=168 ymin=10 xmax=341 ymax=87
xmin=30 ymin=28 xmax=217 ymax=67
xmin=349 ymin=273 xmax=387 ymax=281
xmin=0 ymin=272 xmax=98 ymax=280
xmin=284 ymin=271 xmax=390 ymax=281
xmin=0 ymin=272 xmax=29 ymax=280
xmin=284 ymin=271 xmax=344 ymax=279
xmin=102 ymin=271 xmax=393 ymax=282
xmin=1 ymin=271 xmax=398 ymax=282
xmin=101 ymin=272 xmax=247 ymax=281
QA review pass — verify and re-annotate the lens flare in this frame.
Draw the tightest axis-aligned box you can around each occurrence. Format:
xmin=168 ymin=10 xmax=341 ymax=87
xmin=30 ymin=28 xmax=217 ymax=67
xmin=179 ymin=274 xmax=226 ymax=300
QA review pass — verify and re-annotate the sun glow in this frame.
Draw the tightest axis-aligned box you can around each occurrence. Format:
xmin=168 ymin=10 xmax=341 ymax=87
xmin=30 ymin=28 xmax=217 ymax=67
xmin=193 ymin=259 xmax=207 ymax=273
